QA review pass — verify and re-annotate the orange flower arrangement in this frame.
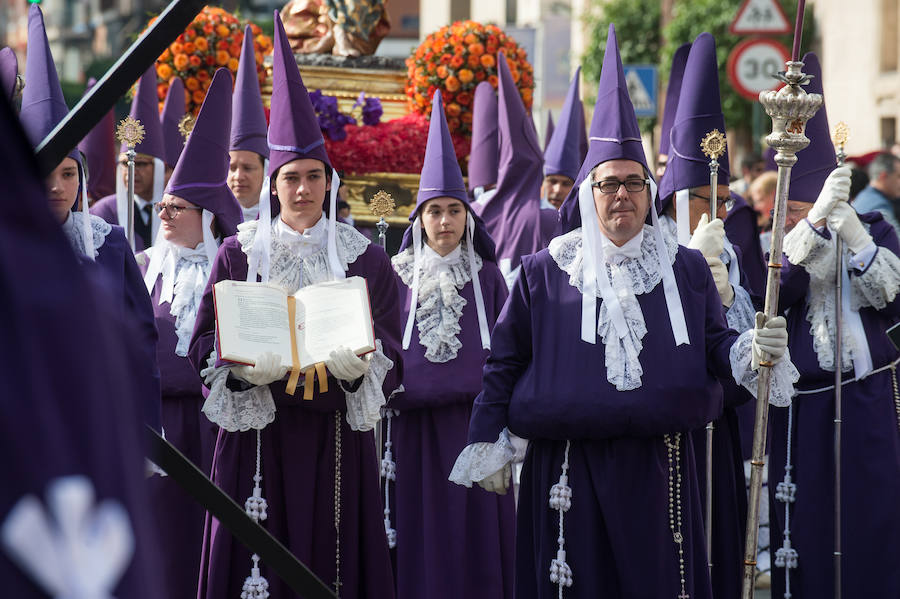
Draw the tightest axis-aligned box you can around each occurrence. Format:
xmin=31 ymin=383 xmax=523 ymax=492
xmin=406 ymin=20 xmax=534 ymax=136
xmin=149 ymin=6 xmax=273 ymax=115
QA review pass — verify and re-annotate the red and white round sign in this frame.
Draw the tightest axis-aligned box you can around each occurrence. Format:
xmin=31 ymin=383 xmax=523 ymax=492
xmin=726 ymin=38 xmax=790 ymax=101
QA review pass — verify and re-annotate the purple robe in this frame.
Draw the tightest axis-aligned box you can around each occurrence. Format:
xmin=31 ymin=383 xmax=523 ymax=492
xmin=539 ymin=207 xmax=559 ymax=248
xmin=468 ymin=242 xmax=743 ymax=598
xmin=91 ymin=194 xmax=151 ymax=252
xmin=189 ymin=235 xmax=402 ymax=599
xmin=139 ymin=255 xmax=218 ymax=597
xmin=769 ymin=213 xmax=900 ymax=598
xmin=390 ymin=256 xmax=515 ymax=598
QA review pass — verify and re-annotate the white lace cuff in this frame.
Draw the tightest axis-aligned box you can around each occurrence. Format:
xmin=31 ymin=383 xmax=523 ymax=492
xmin=783 ymin=220 xmax=835 ymax=281
xmin=344 ymin=340 xmax=394 ymax=432
xmin=200 ymin=352 xmax=276 ymax=432
xmin=729 ymin=329 xmax=800 ymax=408
xmin=850 ymin=246 xmax=900 ymax=310
xmin=448 ymin=428 xmax=516 ymax=488
xmin=726 ymin=284 xmax=757 ymax=333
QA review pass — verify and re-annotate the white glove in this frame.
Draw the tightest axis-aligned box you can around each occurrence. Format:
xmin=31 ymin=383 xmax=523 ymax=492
xmin=807 ymin=166 xmax=852 ymax=224
xmin=706 ymin=256 xmax=734 ymax=307
xmin=477 ymin=463 xmax=511 ymax=495
xmin=827 ymin=201 xmax=873 ymax=254
xmin=751 ymin=313 xmax=788 ymax=370
xmin=688 ymin=214 xmax=725 ymax=258
xmin=326 ymin=346 xmax=370 ymax=382
xmin=231 ymin=351 xmax=288 ymax=386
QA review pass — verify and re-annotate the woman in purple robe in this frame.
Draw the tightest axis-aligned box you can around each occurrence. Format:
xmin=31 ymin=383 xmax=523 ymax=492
xmin=768 ymin=52 xmax=900 ymax=598
xmin=189 ymin=12 xmax=401 ymax=598
xmin=450 ymin=26 xmax=796 ymax=599
xmin=138 ymin=68 xmax=243 ymax=598
xmin=386 ymin=91 xmax=515 ymax=598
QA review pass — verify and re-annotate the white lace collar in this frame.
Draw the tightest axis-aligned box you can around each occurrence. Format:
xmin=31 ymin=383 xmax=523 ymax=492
xmin=61 ymin=211 xmax=111 ymax=259
xmin=549 ymin=224 xmax=678 ymax=390
xmin=392 ymin=241 xmax=483 ymax=363
xmin=273 ymin=214 xmax=327 ymax=257
xmin=237 ymin=217 xmax=370 ymax=294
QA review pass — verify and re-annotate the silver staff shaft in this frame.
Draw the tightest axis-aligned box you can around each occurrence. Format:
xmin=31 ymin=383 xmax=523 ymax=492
xmin=742 ymin=59 xmax=823 ymax=599
xmin=126 ymin=147 xmax=136 ymax=251
xmin=833 ymin=142 xmax=847 ymax=599
xmin=706 ymin=155 xmax=719 ymax=573
xmin=375 ymin=216 xmax=389 ymax=485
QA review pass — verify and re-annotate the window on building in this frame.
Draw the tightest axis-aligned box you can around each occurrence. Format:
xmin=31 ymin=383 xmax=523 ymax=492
xmin=882 ymin=0 xmax=899 ymax=72
xmin=882 ymin=117 xmax=897 ymax=148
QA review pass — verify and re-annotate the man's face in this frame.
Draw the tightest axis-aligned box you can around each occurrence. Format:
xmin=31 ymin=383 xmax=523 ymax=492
xmin=541 ymin=174 xmax=575 ymax=210
xmin=44 ymin=157 xmax=79 ymax=224
xmin=118 ymin=152 xmax=155 ymax=200
xmin=784 ymin=200 xmax=812 ymax=233
xmin=687 ymin=184 xmax=729 ymax=233
xmin=273 ymin=158 xmax=330 ymax=229
xmin=420 ymin=197 xmax=467 ymax=256
xmin=743 ymin=161 xmax=766 ymax=182
xmin=877 ymin=160 xmax=900 ymax=198
xmin=228 ymin=150 xmax=266 ymax=209
xmin=591 ymin=159 xmax=651 ymax=246
xmin=158 ymin=193 xmax=203 ymax=248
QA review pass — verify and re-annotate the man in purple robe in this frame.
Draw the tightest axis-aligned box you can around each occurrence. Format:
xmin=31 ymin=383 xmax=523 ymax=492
xmin=657 ymin=32 xmax=757 ymax=598
xmin=139 ymin=68 xmax=243 ymax=598
xmin=450 ymin=25 xmax=796 ymax=599
xmin=18 ymin=4 xmax=160 ymax=431
xmin=159 ymin=77 xmax=186 ymax=177
xmin=0 ymin=85 xmax=164 ymax=599
xmin=768 ymin=52 xmax=900 ymax=599
xmin=91 ymin=65 xmax=167 ymax=251
xmin=189 ymin=12 xmax=401 ymax=598
xmin=475 ymin=52 xmax=543 ymax=287
xmin=228 ymin=25 xmax=270 ymax=223
xmin=469 ymin=80 xmax=499 ymax=210
xmin=387 ymin=90 xmax=514 ymax=598
xmin=78 ymin=78 xmax=117 ymax=204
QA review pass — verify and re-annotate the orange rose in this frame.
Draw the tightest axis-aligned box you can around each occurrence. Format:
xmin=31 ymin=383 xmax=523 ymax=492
xmin=468 ymin=43 xmax=484 ymax=57
xmin=446 ymin=102 xmax=461 ymax=117
xmin=185 ymin=77 xmax=200 ymax=91
xmin=195 ymin=37 xmax=208 ymax=52
xmin=431 ymin=40 xmax=445 ymax=53
xmin=445 ymin=75 xmax=460 ymax=92
xmin=488 ymin=74 xmax=498 ymax=87
xmin=189 ymin=55 xmax=202 ymax=68
xmin=521 ymin=88 xmax=533 ymax=105
xmin=160 ymin=49 xmax=171 ymax=62
xmin=467 ymin=55 xmax=479 ymax=68
xmin=464 ymin=33 xmax=477 ymax=44
xmin=416 ymin=93 xmax=427 ymax=107
xmin=437 ymin=65 xmax=448 ymax=79
xmin=216 ymin=50 xmax=230 ymax=66
xmin=156 ymin=63 xmax=173 ymax=80
xmin=173 ymin=54 xmax=189 ymax=71
xmin=475 ymin=70 xmax=486 ymax=81
xmin=461 ymin=112 xmax=473 ymax=124
xmin=192 ymin=90 xmax=206 ymax=105
xmin=216 ymin=24 xmax=230 ymax=37
xmin=450 ymin=55 xmax=464 ymax=69
xmin=227 ymin=58 xmax=239 ymax=71
xmin=480 ymin=54 xmax=495 ymax=68
xmin=458 ymin=69 xmax=474 ymax=84
xmin=183 ymin=42 xmax=196 ymax=54
xmin=448 ymin=117 xmax=460 ymax=131
xmin=202 ymin=79 xmax=211 ymax=91
xmin=197 ymin=70 xmax=210 ymax=82
xmin=171 ymin=42 xmax=184 ymax=55
xmin=157 ymin=83 xmax=167 ymax=101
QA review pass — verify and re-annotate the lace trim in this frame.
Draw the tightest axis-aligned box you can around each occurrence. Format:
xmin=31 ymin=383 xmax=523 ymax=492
xmin=448 ymin=428 xmax=516 ymax=488
xmin=344 ymin=340 xmax=394 ymax=432
xmin=391 ymin=243 xmax=483 ymax=363
xmin=169 ymin=254 xmax=210 ymax=357
xmin=237 ymin=220 xmax=370 ymax=293
xmin=548 ymin=225 xmax=678 ymax=390
xmin=729 ymin=328 xmax=800 ymax=408
xmin=65 ymin=212 xmax=111 ymax=259
xmin=726 ymin=284 xmax=757 ymax=333
xmin=200 ymin=349 xmax=276 ymax=432
xmin=783 ymin=221 xmax=835 ymax=282
xmin=850 ymin=246 xmax=900 ymax=310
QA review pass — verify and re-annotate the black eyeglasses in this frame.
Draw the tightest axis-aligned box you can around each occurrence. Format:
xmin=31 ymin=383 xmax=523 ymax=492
xmin=156 ymin=202 xmax=202 ymax=218
xmin=690 ymin=192 xmax=735 ymax=212
xmin=591 ymin=178 xmax=651 ymax=194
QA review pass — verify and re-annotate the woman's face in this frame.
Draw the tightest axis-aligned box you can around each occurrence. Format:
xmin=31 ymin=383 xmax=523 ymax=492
xmin=421 ymin=197 xmax=467 ymax=256
xmin=44 ymin=157 xmax=79 ymax=224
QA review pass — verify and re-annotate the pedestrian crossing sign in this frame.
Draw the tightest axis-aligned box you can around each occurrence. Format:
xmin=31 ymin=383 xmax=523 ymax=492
xmin=623 ymin=65 xmax=658 ymax=118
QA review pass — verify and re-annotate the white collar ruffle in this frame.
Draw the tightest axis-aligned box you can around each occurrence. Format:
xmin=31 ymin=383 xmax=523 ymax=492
xmin=392 ymin=242 xmax=483 ymax=363
xmin=61 ymin=212 xmax=111 ymax=259
xmin=147 ymin=241 xmax=211 ymax=357
xmin=237 ymin=217 xmax=369 ymax=294
xmin=549 ymin=224 xmax=678 ymax=390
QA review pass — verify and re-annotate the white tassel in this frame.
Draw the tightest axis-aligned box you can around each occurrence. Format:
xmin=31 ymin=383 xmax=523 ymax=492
xmin=548 ymin=441 xmax=573 ymax=594
xmin=241 ymin=554 xmax=270 ymax=599
xmin=380 ymin=409 xmax=397 ymax=549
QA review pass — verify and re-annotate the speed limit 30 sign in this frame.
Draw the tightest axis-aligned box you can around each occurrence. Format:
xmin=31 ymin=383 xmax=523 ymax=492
xmin=726 ymin=38 xmax=790 ymax=101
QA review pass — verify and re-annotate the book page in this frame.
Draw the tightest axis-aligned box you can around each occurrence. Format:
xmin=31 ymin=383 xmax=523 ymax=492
xmin=213 ymin=280 xmax=293 ymax=367
xmin=293 ymin=276 xmax=375 ymax=369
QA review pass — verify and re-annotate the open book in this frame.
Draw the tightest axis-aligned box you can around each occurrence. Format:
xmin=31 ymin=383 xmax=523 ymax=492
xmin=213 ymin=276 xmax=375 ymax=372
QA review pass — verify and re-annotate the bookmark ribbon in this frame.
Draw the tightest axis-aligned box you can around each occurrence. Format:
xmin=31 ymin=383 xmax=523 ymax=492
xmin=286 ymin=297 xmax=302 ymax=395
xmin=302 ymin=362 xmax=328 ymax=400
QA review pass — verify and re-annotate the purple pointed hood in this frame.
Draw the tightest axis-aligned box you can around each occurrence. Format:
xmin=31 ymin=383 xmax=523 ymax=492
xmin=467 ymin=81 xmax=499 ymax=191
xmin=399 ymin=91 xmax=496 ymax=261
xmin=544 ymin=67 xmax=583 ymax=181
xmin=121 ymin=65 xmax=167 ymax=160
xmin=19 ymin=5 xmax=78 ymax=163
xmin=160 ymin=77 xmax=185 ymax=167
xmin=559 ymin=25 xmax=650 ymax=232
xmin=474 ymin=51 xmax=543 ymax=268
xmin=658 ymin=33 xmax=730 ymax=213
xmin=77 ymin=78 xmax=117 ymax=200
xmin=165 ymin=69 xmax=242 ymax=238
xmin=577 ymin=101 xmax=588 ymax=163
xmin=231 ymin=26 xmax=269 ymax=159
xmin=1 ymin=47 xmax=17 ymax=103
xmin=658 ymin=42 xmax=690 ymax=158
xmin=788 ymin=52 xmax=836 ymax=203
xmin=267 ymin=9 xmax=330 ymax=219
xmin=543 ymin=111 xmax=554 ymax=153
